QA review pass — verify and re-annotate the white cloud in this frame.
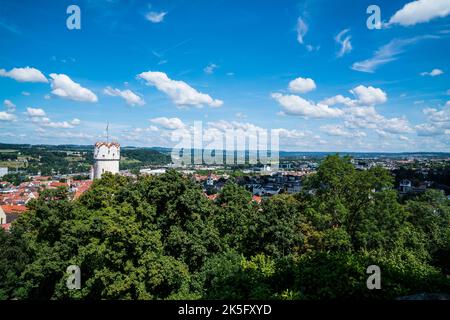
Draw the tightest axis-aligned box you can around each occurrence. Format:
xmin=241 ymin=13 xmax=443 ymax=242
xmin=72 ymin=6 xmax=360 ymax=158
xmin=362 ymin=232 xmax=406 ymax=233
xmin=41 ymin=120 xmax=76 ymax=129
xmin=36 ymin=117 xmax=79 ymax=129
xmin=423 ymin=106 xmax=450 ymax=122
xmin=288 ymin=77 xmax=316 ymax=94
xmin=321 ymin=95 xmax=356 ymax=107
xmin=3 ymin=99 xmax=16 ymax=112
xmin=49 ymin=73 xmax=98 ymax=102
xmin=25 ymin=107 xmax=79 ymax=129
xmin=26 ymin=107 xmax=46 ymax=117
xmin=71 ymin=118 xmax=81 ymax=125
xmin=350 ymin=85 xmax=387 ymax=105
xmin=103 ymin=86 xmax=145 ymax=106
xmin=382 ymin=117 xmax=414 ymax=134
xmin=0 ymin=111 xmax=16 ymax=121
xmin=320 ymin=124 xmax=366 ymax=137
xmin=420 ymin=68 xmax=444 ymax=76
xmin=415 ymin=123 xmax=444 ymax=136
xmin=145 ymin=11 xmax=167 ymax=23
xmin=204 ymin=63 xmax=218 ymax=74
xmin=0 ymin=66 xmax=48 ymax=83
xmin=351 ymin=36 xmax=434 ymax=73
xmin=150 ymin=117 xmax=185 ymax=130
xmin=296 ymin=17 xmax=308 ymax=44
xmin=137 ymin=71 xmax=223 ymax=107
xmin=335 ymin=28 xmax=352 ymax=57
xmin=344 ymin=105 xmax=413 ymax=134
xmin=389 ymin=0 xmax=450 ymax=26
xmin=322 ymin=85 xmax=387 ymax=107
xmin=271 ymin=93 xmax=344 ymax=118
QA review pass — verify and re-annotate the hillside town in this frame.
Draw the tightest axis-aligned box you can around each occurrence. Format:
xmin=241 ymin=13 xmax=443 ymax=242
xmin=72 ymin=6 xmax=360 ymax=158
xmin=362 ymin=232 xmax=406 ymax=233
xmin=2 ymin=139 xmax=450 ymax=232
xmin=0 ymin=177 xmax=92 ymax=231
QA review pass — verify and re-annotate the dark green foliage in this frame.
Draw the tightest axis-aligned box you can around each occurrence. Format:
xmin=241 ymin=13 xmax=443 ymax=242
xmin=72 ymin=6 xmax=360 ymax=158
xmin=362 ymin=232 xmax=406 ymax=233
xmin=0 ymin=156 xmax=449 ymax=300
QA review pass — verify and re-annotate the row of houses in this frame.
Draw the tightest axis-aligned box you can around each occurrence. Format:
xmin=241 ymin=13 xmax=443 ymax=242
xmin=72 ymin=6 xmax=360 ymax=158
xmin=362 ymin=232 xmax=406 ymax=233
xmin=194 ymin=171 xmax=303 ymax=198
xmin=0 ymin=177 xmax=92 ymax=231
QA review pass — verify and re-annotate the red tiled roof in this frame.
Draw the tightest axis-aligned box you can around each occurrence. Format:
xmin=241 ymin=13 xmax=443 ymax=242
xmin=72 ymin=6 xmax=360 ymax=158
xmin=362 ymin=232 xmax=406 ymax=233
xmin=206 ymin=194 xmax=218 ymax=201
xmin=252 ymin=195 xmax=262 ymax=203
xmin=73 ymin=180 xmax=93 ymax=199
xmin=49 ymin=182 xmax=69 ymax=188
xmin=95 ymin=141 xmax=120 ymax=148
xmin=33 ymin=176 xmax=51 ymax=181
xmin=1 ymin=205 xmax=28 ymax=214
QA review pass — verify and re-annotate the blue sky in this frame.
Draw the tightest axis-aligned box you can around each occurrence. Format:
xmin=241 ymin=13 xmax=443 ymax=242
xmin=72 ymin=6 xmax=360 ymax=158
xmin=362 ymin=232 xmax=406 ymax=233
xmin=0 ymin=0 xmax=449 ymax=151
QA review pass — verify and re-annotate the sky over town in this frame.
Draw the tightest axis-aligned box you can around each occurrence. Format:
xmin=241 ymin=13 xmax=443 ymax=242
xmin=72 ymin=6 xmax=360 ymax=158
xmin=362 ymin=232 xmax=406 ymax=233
xmin=0 ymin=0 xmax=449 ymax=152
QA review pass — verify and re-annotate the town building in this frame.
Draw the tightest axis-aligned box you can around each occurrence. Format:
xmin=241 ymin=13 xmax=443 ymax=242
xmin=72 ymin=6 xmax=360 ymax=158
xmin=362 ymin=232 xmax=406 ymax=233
xmin=93 ymin=141 xmax=120 ymax=179
xmin=0 ymin=167 xmax=8 ymax=178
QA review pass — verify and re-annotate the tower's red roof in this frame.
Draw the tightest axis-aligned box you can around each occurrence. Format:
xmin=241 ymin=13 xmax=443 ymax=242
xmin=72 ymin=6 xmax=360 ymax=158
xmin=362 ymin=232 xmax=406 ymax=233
xmin=95 ymin=142 xmax=120 ymax=148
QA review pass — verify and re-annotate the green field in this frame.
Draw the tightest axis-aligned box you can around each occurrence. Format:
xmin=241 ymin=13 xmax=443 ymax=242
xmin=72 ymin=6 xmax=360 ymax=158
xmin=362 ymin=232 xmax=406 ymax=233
xmin=0 ymin=161 xmax=25 ymax=169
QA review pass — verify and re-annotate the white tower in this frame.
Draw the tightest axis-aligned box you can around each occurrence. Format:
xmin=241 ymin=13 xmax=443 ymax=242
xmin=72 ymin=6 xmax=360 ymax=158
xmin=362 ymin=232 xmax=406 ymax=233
xmin=93 ymin=124 xmax=120 ymax=179
xmin=93 ymin=141 xmax=120 ymax=179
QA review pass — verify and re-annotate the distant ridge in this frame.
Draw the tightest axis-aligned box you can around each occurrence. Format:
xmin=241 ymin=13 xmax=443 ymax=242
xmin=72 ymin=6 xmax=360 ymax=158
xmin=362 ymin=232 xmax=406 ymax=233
xmin=0 ymin=143 xmax=449 ymax=158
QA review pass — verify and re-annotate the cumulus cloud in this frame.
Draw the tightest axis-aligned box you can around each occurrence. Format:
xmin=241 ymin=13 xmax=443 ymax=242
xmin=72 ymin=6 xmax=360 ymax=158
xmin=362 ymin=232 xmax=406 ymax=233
xmin=26 ymin=107 xmax=46 ymax=117
xmin=288 ymin=77 xmax=316 ymax=94
xmin=71 ymin=118 xmax=81 ymax=125
xmin=389 ymin=0 xmax=450 ymax=26
xmin=382 ymin=117 xmax=414 ymax=134
xmin=322 ymin=85 xmax=387 ymax=107
xmin=137 ymin=71 xmax=223 ymax=107
xmin=3 ymin=99 xmax=16 ymax=112
xmin=49 ymin=73 xmax=98 ymax=102
xmin=0 ymin=66 xmax=48 ymax=83
xmin=316 ymin=85 xmax=412 ymax=136
xmin=320 ymin=124 xmax=366 ymax=138
xmin=271 ymin=93 xmax=344 ymax=118
xmin=343 ymin=104 xmax=413 ymax=134
xmin=415 ymin=105 xmax=450 ymax=136
xmin=145 ymin=11 xmax=167 ymax=23
xmin=103 ymin=86 xmax=145 ymax=106
xmin=0 ymin=111 xmax=16 ymax=121
xmin=150 ymin=117 xmax=185 ymax=130
xmin=321 ymin=95 xmax=356 ymax=107
xmin=335 ymin=28 xmax=352 ymax=57
xmin=41 ymin=120 xmax=77 ymax=129
xmin=420 ymin=68 xmax=444 ymax=76
xmin=25 ymin=107 xmax=80 ymax=129
xmin=350 ymin=85 xmax=387 ymax=105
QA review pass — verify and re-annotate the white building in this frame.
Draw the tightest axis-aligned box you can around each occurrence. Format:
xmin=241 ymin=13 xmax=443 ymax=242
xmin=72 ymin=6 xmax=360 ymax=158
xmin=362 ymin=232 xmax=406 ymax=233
xmin=93 ymin=142 xmax=120 ymax=179
xmin=140 ymin=168 xmax=166 ymax=175
xmin=0 ymin=167 xmax=8 ymax=178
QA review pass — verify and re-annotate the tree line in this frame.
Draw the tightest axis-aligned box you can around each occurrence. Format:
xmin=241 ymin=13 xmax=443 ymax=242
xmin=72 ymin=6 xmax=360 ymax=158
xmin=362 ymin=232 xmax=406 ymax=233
xmin=0 ymin=155 xmax=449 ymax=299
